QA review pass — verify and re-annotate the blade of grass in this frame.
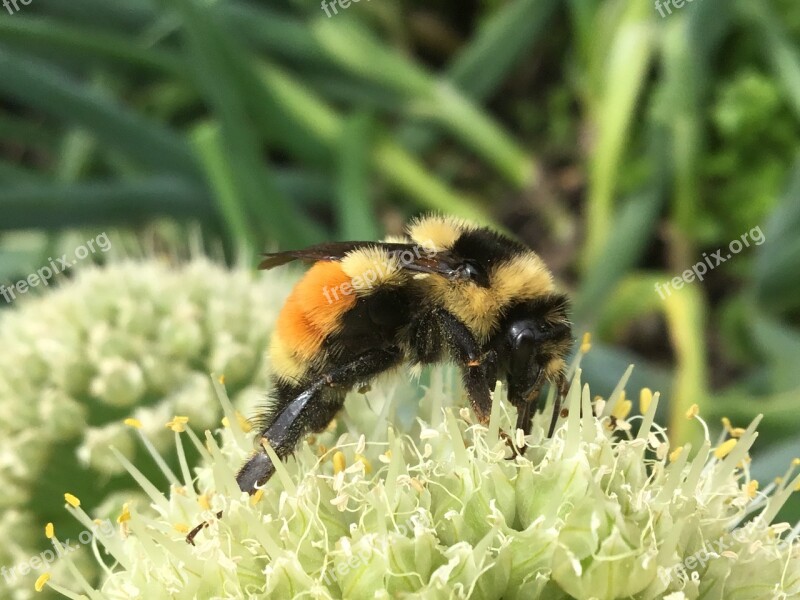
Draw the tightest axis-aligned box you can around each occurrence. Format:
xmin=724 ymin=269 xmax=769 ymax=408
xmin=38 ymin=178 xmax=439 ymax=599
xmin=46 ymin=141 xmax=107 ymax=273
xmin=0 ymin=113 xmax=60 ymax=148
xmin=29 ymin=0 xmax=155 ymax=32
xmin=221 ymin=0 xmax=553 ymax=179
xmin=311 ymin=17 xmax=534 ymax=188
xmin=302 ymin=73 xmax=407 ymax=113
xmin=750 ymin=315 xmax=800 ymax=392
xmin=0 ymin=16 xmax=184 ymax=76
xmin=584 ymin=0 xmax=655 ymax=265
xmin=0 ymin=161 xmax=46 ymax=183
xmin=336 ymin=113 xmax=379 ymax=240
xmin=658 ymin=0 xmax=734 ymax=260
xmin=659 ymin=20 xmax=703 ymax=258
xmin=595 ymin=274 xmax=710 ymax=446
xmin=191 ymin=122 xmax=257 ymax=251
xmin=754 ymin=159 xmax=800 ymax=314
xmin=0 ymin=178 xmax=212 ymax=230
xmin=254 ymin=61 xmax=493 ymax=224
xmin=739 ymin=0 xmax=800 ymax=120
xmin=447 ymin=0 xmax=559 ymax=100
xmin=164 ymin=0 xmax=324 ymax=247
xmin=572 ymin=191 xmax=663 ymax=326
xmin=398 ymin=0 xmax=558 ymax=153
xmin=272 ymin=169 xmax=333 ymax=208
xmin=373 ymin=140 xmax=491 ymax=224
xmin=216 ymin=3 xmax=327 ymax=66
xmin=0 ymin=45 xmax=198 ymax=176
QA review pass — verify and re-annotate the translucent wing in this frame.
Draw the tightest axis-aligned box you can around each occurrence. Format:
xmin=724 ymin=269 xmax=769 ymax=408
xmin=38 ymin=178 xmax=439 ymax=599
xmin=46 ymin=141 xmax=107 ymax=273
xmin=258 ymin=241 xmax=471 ymax=280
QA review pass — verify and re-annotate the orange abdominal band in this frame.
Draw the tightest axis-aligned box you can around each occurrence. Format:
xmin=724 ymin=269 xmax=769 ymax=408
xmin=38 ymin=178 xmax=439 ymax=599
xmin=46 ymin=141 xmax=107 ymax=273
xmin=275 ymin=262 xmax=357 ymax=363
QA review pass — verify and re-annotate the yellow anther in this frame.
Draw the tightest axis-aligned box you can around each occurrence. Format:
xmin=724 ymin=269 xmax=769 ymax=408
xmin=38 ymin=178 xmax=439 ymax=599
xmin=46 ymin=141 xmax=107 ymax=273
xmin=355 ymin=454 xmax=372 ymax=474
xmin=222 ymin=412 xmax=250 ymax=432
xmin=251 ymin=489 xmax=264 ymax=505
xmin=166 ymin=416 xmax=189 ymax=433
xmin=173 ymin=523 xmax=189 ymax=534
xmin=333 ymin=451 xmax=346 ymax=475
xmin=612 ymin=398 xmax=632 ymax=421
xmin=714 ymin=439 xmax=738 ymax=460
xmin=639 ymin=388 xmax=653 ymax=414
xmin=218 ymin=374 xmax=226 ymax=385
xmin=117 ymin=503 xmax=131 ymax=524
xmin=34 ymin=573 xmax=50 ymax=592
xmin=580 ymin=332 xmax=592 ymax=354
xmin=198 ymin=494 xmax=210 ymax=510
xmin=685 ymin=404 xmax=700 ymax=419
xmin=64 ymin=493 xmax=80 ymax=508
xmin=669 ymin=446 xmax=684 ymax=463
xmin=45 ymin=522 xmax=54 ymax=539
xmin=746 ymin=480 xmax=759 ymax=499
xmin=123 ymin=418 xmax=142 ymax=429
xmin=730 ymin=427 xmax=746 ymax=438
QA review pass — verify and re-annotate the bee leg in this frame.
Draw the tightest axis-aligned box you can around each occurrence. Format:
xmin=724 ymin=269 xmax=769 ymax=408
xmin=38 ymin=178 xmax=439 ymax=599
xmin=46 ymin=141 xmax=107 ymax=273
xmin=547 ymin=374 xmax=570 ymax=437
xmin=462 ymin=353 xmax=496 ymax=425
xmin=505 ymin=388 xmax=540 ymax=458
xmin=409 ymin=308 xmax=494 ymax=423
xmin=236 ymin=347 xmax=402 ymax=495
xmin=436 ymin=311 xmax=494 ymax=425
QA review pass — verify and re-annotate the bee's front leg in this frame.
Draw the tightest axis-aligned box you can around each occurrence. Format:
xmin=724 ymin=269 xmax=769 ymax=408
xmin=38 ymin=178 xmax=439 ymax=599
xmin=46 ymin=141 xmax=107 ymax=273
xmin=411 ymin=308 xmax=494 ymax=424
xmin=547 ymin=372 xmax=570 ymax=437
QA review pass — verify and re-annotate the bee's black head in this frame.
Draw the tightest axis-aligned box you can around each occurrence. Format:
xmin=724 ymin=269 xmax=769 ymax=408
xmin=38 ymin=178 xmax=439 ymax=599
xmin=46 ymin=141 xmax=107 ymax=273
xmin=493 ymin=293 xmax=573 ymax=406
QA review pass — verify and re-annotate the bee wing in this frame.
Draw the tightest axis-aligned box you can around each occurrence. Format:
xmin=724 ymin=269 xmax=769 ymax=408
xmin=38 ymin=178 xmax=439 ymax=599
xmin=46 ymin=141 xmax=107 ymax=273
xmin=259 ymin=242 xmax=467 ymax=279
xmin=258 ymin=242 xmax=377 ymax=270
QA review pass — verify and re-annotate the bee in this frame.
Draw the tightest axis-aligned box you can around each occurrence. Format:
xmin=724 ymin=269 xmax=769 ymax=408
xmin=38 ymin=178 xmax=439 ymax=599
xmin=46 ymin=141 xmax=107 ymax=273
xmin=235 ymin=214 xmax=573 ymax=494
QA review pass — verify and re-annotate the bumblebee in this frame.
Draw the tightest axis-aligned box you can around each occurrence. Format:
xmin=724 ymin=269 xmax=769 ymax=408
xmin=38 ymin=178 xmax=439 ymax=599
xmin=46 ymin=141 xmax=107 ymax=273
xmin=236 ymin=214 xmax=573 ymax=494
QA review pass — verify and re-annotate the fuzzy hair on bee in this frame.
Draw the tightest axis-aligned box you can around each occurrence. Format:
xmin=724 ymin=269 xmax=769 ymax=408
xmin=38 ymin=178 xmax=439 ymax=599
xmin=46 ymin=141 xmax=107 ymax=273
xmin=234 ymin=214 xmax=574 ymax=495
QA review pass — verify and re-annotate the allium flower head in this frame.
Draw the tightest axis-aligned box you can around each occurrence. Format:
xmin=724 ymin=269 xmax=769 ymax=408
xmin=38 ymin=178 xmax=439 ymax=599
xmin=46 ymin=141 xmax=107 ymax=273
xmin=0 ymin=258 xmax=293 ymax=598
xmin=43 ymin=356 xmax=800 ymax=599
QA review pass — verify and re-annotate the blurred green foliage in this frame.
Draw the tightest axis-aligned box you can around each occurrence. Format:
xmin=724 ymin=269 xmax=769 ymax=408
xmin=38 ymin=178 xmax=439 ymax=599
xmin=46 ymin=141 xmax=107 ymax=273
xmin=1 ymin=0 xmax=799 ymax=532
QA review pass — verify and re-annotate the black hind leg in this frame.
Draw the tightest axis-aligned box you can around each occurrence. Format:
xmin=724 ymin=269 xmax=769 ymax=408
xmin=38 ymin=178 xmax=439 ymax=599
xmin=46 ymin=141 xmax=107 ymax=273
xmin=236 ymin=346 xmax=402 ymax=494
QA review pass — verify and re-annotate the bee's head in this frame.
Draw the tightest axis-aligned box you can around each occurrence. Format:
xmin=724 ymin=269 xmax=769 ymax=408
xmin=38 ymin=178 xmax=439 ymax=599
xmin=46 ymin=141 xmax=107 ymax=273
xmin=493 ymin=293 xmax=573 ymax=406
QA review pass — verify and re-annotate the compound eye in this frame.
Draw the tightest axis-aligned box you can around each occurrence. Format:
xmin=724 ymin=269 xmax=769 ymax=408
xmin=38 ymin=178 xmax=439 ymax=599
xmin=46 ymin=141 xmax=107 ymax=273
xmin=460 ymin=261 xmax=490 ymax=287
